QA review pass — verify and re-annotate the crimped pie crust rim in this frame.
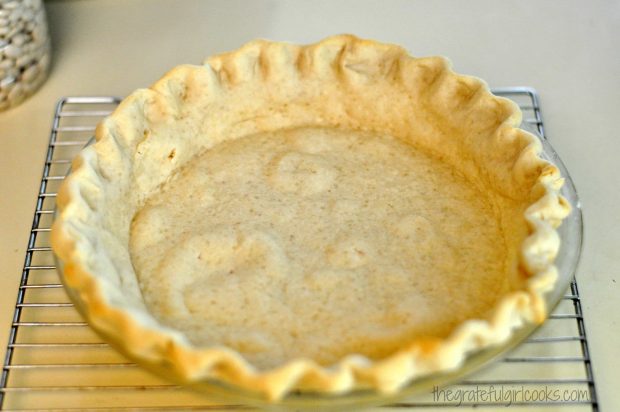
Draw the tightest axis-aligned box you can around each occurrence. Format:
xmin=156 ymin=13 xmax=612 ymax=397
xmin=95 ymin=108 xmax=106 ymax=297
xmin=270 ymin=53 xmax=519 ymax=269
xmin=51 ymin=35 xmax=570 ymax=400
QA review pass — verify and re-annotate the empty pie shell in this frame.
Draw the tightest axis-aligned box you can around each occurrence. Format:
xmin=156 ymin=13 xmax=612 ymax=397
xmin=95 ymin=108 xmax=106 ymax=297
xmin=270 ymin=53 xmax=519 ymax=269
xmin=51 ymin=35 xmax=570 ymax=400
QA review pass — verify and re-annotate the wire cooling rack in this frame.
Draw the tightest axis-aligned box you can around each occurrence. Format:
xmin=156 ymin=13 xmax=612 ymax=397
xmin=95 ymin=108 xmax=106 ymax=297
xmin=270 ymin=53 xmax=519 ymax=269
xmin=0 ymin=89 xmax=599 ymax=411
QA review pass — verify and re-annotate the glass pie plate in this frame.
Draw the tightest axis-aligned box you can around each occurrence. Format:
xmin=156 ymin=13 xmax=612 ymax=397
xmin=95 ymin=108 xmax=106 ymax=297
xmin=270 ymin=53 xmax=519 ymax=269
xmin=55 ymin=121 xmax=582 ymax=411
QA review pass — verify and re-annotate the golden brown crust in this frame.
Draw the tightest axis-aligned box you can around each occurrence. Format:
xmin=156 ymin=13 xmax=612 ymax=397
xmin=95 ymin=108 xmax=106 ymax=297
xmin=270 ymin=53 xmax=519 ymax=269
xmin=51 ymin=35 xmax=570 ymax=400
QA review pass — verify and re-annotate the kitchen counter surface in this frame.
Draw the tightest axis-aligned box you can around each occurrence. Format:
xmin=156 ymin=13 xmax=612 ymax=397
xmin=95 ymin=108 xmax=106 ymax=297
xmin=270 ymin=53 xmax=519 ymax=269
xmin=1 ymin=0 xmax=618 ymax=409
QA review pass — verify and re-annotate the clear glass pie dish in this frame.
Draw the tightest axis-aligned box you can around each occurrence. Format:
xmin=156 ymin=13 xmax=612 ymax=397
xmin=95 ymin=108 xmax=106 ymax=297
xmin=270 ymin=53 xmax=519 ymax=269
xmin=54 ymin=118 xmax=582 ymax=411
xmin=51 ymin=33 xmax=579 ymax=411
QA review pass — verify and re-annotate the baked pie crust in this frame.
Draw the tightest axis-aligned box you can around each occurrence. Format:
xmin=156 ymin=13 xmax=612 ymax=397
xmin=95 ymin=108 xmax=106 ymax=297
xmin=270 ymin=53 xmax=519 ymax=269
xmin=52 ymin=35 xmax=570 ymax=400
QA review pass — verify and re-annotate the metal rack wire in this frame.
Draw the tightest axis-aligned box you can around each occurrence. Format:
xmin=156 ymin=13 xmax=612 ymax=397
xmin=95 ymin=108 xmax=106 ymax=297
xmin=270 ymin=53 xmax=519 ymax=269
xmin=0 ymin=90 xmax=599 ymax=411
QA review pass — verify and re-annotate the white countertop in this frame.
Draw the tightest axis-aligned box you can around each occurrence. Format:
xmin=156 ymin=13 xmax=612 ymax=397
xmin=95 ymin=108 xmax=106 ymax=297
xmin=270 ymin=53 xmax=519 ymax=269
xmin=0 ymin=0 xmax=618 ymax=409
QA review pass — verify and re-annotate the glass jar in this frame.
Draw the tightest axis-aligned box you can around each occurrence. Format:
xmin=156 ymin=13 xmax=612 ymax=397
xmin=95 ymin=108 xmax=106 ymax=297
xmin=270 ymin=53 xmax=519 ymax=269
xmin=0 ymin=0 xmax=51 ymax=111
